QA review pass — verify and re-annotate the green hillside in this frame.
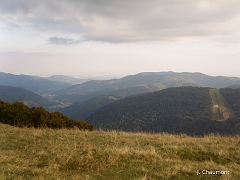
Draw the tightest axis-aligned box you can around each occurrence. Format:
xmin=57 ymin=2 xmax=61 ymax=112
xmin=87 ymin=87 xmax=240 ymax=135
xmin=0 ymin=86 xmax=57 ymax=109
xmin=60 ymin=95 xmax=119 ymax=119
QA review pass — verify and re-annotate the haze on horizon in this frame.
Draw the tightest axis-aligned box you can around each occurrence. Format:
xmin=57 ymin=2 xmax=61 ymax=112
xmin=0 ymin=0 xmax=240 ymax=78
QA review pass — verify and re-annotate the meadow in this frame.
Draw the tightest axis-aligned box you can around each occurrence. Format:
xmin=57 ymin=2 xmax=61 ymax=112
xmin=0 ymin=123 xmax=240 ymax=180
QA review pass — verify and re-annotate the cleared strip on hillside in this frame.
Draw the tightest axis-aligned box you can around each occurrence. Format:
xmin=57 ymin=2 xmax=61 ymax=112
xmin=209 ymin=89 xmax=234 ymax=120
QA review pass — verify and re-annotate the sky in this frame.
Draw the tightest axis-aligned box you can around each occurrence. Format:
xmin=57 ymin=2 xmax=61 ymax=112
xmin=0 ymin=0 xmax=240 ymax=78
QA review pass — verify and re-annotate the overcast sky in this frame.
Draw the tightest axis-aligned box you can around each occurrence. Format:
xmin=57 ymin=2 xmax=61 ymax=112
xmin=0 ymin=0 xmax=240 ymax=78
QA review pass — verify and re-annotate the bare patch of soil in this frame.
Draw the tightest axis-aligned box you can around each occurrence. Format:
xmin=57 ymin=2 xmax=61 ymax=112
xmin=217 ymin=112 xmax=231 ymax=121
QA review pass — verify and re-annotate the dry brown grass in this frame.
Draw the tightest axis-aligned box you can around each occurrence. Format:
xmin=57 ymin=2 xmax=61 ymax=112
xmin=0 ymin=123 xmax=240 ymax=180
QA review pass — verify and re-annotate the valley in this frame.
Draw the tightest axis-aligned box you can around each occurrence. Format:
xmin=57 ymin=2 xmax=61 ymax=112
xmin=1 ymin=71 xmax=240 ymax=136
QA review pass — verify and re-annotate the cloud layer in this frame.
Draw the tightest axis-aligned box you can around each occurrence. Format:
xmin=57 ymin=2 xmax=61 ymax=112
xmin=48 ymin=36 xmax=81 ymax=45
xmin=1 ymin=0 xmax=240 ymax=42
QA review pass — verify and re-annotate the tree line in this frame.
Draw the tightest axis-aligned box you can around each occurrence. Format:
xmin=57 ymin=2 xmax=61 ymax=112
xmin=0 ymin=100 xmax=95 ymax=130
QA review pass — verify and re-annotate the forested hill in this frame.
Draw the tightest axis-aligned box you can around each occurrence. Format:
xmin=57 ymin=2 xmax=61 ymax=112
xmin=87 ymin=87 xmax=240 ymax=135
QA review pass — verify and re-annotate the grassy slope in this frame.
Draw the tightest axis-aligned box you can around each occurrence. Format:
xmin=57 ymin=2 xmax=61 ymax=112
xmin=210 ymin=89 xmax=221 ymax=119
xmin=210 ymin=89 xmax=235 ymax=120
xmin=1 ymin=123 xmax=240 ymax=180
xmin=215 ymin=90 xmax=231 ymax=113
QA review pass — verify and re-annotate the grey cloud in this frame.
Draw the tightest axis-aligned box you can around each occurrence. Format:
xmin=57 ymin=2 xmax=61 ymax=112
xmin=4 ymin=22 xmax=21 ymax=31
xmin=31 ymin=16 xmax=84 ymax=34
xmin=0 ymin=0 xmax=31 ymax=13
xmin=0 ymin=0 xmax=58 ymax=14
xmin=1 ymin=0 xmax=240 ymax=42
xmin=48 ymin=36 xmax=81 ymax=45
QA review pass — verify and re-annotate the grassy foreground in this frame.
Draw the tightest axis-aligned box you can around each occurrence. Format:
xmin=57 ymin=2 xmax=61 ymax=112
xmin=0 ymin=123 xmax=240 ymax=180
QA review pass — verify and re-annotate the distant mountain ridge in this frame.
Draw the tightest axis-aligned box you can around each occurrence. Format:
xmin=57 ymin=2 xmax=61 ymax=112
xmin=2 ymin=71 xmax=240 ymax=118
xmin=2 ymin=71 xmax=240 ymax=96
xmin=56 ymin=72 xmax=240 ymax=97
xmin=140 ymin=72 xmax=240 ymax=88
xmin=56 ymin=73 xmax=201 ymax=94
xmin=0 ymin=86 xmax=57 ymax=109
xmin=53 ymin=71 xmax=240 ymax=104
xmin=47 ymin=75 xmax=88 ymax=85
xmin=0 ymin=72 xmax=71 ymax=93
xmin=54 ymin=72 xmax=202 ymax=103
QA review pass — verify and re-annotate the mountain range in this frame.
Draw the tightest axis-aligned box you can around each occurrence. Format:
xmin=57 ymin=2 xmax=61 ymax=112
xmin=54 ymin=72 xmax=240 ymax=120
xmin=47 ymin=75 xmax=88 ymax=85
xmin=2 ymin=71 xmax=240 ymax=99
xmin=1 ymin=71 xmax=240 ymax=135
xmin=0 ymin=86 xmax=57 ymax=109
xmin=54 ymin=71 xmax=240 ymax=103
xmin=0 ymin=72 xmax=80 ymax=94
